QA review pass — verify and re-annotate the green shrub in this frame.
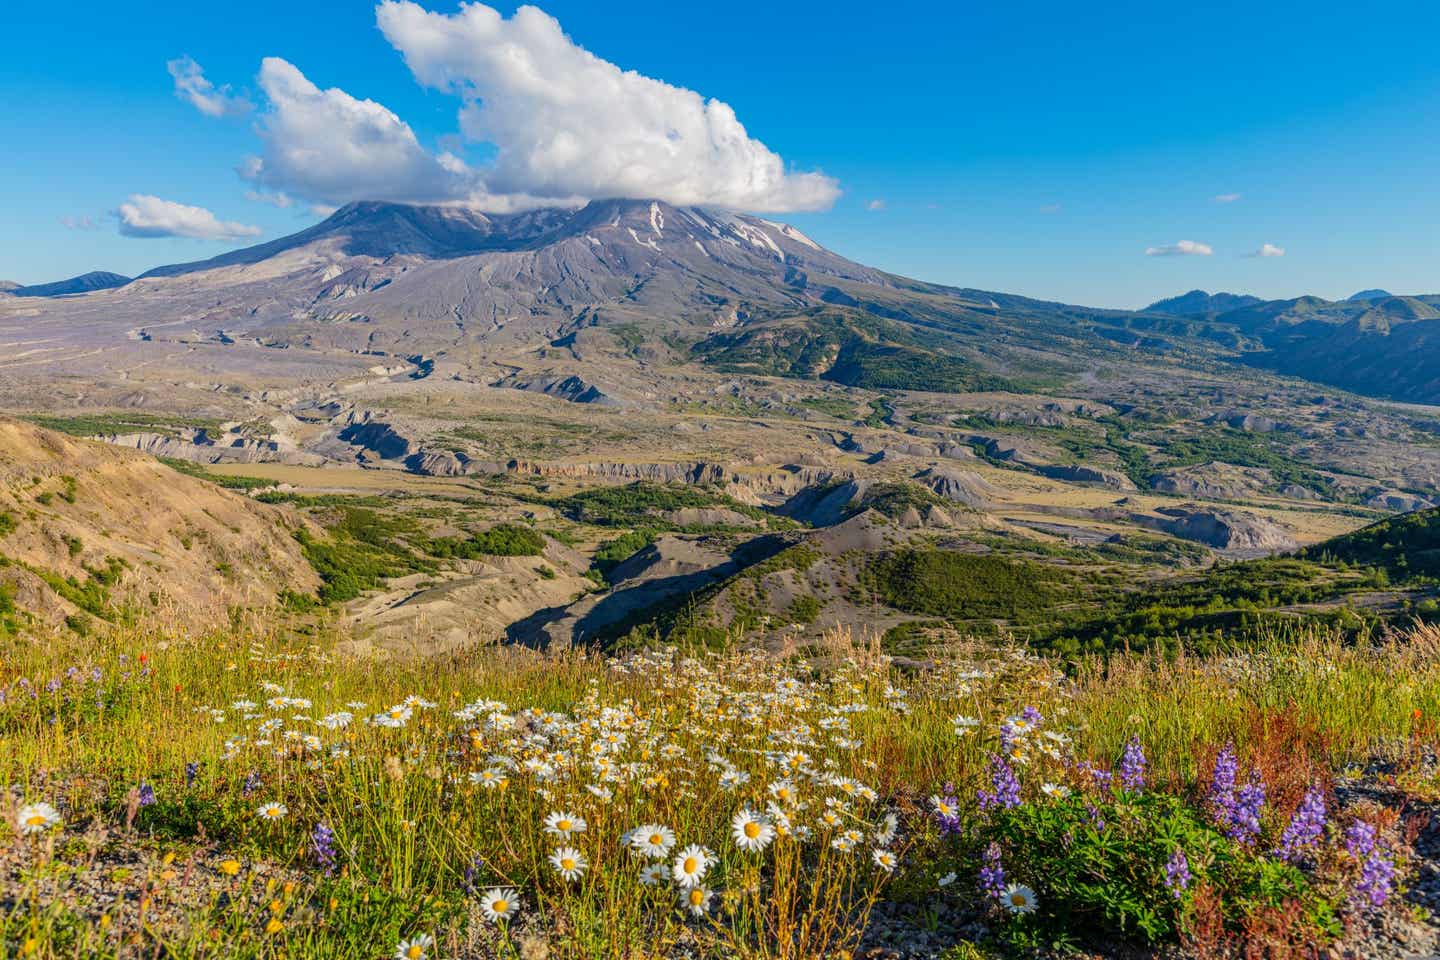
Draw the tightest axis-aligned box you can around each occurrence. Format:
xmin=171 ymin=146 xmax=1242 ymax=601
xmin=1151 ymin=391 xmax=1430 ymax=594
xmin=429 ymin=523 xmax=546 ymax=559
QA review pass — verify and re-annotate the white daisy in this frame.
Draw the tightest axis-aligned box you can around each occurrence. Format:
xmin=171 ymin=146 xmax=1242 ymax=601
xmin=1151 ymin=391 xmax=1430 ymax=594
xmin=731 ymin=808 xmax=775 ymax=853
xmin=671 ymin=844 xmax=712 ymax=888
xmin=543 ymin=811 xmax=586 ymax=837
xmin=1040 ymin=782 xmax=1070 ymax=799
xmin=1002 ymin=883 xmax=1038 ymax=915
xmin=16 ymin=802 xmax=61 ymax=836
xmin=480 ymin=886 xmax=521 ymax=923
xmin=639 ymin=862 xmax=671 ymax=886
xmin=470 ymin=768 xmax=507 ymax=789
xmin=394 ymin=934 xmax=434 ymax=960
xmin=548 ymin=846 xmax=588 ymax=882
xmin=628 ymin=824 xmax=676 ymax=859
xmin=930 ymin=795 xmax=958 ymax=819
xmin=679 ymin=885 xmax=714 ymax=917
xmin=872 ymin=848 xmax=898 ymax=873
xmin=255 ymin=802 xmax=288 ymax=821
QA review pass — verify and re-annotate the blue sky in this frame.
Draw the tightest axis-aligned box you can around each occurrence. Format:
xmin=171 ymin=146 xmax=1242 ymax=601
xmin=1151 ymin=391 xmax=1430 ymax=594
xmin=4 ymin=0 xmax=1440 ymax=308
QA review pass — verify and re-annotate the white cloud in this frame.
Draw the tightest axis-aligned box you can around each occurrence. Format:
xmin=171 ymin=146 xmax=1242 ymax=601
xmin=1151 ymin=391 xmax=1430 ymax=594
xmin=374 ymin=1 xmax=839 ymax=212
xmin=1247 ymin=242 xmax=1285 ymax=258
xmin=116 ymin=195 xmax=262 ymax=241
xmin=1145 ymin=240 xmax=1213 ymax=257
xmin=167 ymin=56 xmax=252 ymax=118
xmin=238 ymin=57 xmax=487 ymax=208
xmin=1213 ymin=193 xmax=1241 ymax=203
xmin=1038 ymin=202 xmax=1062 ymax=214
xmin=244 ymin=189 xmax=295 ymax=209
xmin=866 ymin=199 xmax=886 ymax=211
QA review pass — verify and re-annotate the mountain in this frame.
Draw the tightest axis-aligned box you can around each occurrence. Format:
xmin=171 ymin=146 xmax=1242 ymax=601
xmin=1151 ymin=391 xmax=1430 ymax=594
xmin=8 ymin=271 xmax=131 ymax=298
xmin=1144 ymin=290 xmax=1263 ymax=316
xmin=0 ymin=281 xmax=18 ymax=292
xmin=6 ymin=199 xmax=1440 ymax=404
xmin=1346 ymin=289 xmax=1393 ymax=301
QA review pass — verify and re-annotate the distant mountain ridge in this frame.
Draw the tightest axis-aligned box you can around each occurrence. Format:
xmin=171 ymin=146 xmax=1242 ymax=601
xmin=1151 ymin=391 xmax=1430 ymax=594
xmin=1346 ymin=289 xmax=1393 ymax=302
xmin=1145 ymin=290 xmax=1263 ymax=316
xmin=7 ymin=271 xmax=131 ymax=298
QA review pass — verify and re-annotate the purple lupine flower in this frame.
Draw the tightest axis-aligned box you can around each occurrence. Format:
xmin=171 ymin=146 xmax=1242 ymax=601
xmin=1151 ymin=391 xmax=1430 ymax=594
xmin=1074 ymin=760 xmax=1112 ymax=793
xmin=1208 ymin=743 xmax=1239 ymax=824
xmin=311 ymin=822 xmax=338 ymax=875
xmin=1020 ymin=705 xmax=1044 ymax=726
xmin=1353 ymin=851 xmax=1396 ymax=909
xmin=1275 ymin=785 xmax=1327 ymax=861
xmin=1345 ymin=820 xmax=1377 ymax=859
xmin=977 ymin=753 xmax=1021 ymax=811
xmin=1164 ymin=848 xmax=1191 ymax=899
xmin=1227 ymin=773 xmax=1266 ymax=845
xmin=978 ymin=842 xmax=1006 ymax=899
xmin=1085 ymin=802 xmax=1107 ymax=833
xmin=137 ymin=783 xmax=156 ymax=807
xmin=242 ymin=770 xmax=263 ymax=797
xmin=1118 ymin=735 xmax=1146 ymax=792
xmin=463 ymin=853 xmax=487 ymax=895
xmin=185 ymin=762 xmax=200 ymax=787
xmin=46 ymin=678 xmax=61 ymax=694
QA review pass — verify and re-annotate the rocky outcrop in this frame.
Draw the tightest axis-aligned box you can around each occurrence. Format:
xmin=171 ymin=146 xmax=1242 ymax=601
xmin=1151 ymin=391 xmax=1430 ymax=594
xmin=1036 ymin=464 xmax=1138 ymax=491
xmin=1149 ymin=462 xmax=1274 ymax=500
xmin=492 ymin=373 xmax=624 ymax=406
xmin=1366 ymin=490 xmax=1435 ymax=513
xmin=665 ymin=507 xmax=761 ymax=528
xmin=1137 ymin=505 xmax=1297 ymax=553
xmin=919 ymin=467 xmax=994 ymax=508
xmin=100 ymin=429 xmax=324 ymax=467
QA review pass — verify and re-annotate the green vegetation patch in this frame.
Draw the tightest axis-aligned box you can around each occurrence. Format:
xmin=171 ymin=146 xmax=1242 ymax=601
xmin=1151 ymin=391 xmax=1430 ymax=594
xmin=159 ymin=458 xmax=274 ymax=492
xmin=24 ymin=412 xmax=222 ymax=438
xmin=429 ymin=523 xmax=546 ymax=559
xmin=551 ymin=482 xmax=769 ymax=528
xmin=866 ymin=549 xmax=1071 ymax=625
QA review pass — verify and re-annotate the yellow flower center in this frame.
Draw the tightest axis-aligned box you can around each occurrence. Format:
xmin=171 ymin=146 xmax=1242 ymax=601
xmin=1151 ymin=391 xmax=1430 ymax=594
xmin=557 ymin=820 xmax=571 ymax=831
xmin=25 ymin=815 xmax=46 ymax=826
xmin=406 ymin=946 xmax=423 ymax=959
xmin=744 ymin=822 xmax=760 ymax=839
xmin=683 ymin=856 xmax=698 ymax=873
xmin=561 ymin=858 xmax=575 ymax=871
xmin=1011 ymin=894 xmax=1024 ymax=905
xmin=649 ymin=833 xmax=663 ymax=846
xmin=688 ymin=889 xmax=704 ymax=906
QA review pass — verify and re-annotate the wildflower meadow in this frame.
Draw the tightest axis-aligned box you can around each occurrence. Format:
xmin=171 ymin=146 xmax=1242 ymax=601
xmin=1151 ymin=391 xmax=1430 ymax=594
xmin=3 ymin=623 xmax=1439 ymax=958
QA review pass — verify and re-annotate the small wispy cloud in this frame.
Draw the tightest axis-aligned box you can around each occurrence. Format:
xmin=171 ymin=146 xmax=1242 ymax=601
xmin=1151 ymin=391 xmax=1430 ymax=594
xmin=116 ymin=195 xmax=261 ymax=241
xmin=244 ymin=189 xmax=295 ymax=209
xmin=1212 ymin=193 xmax=1242 ymax=203
xmin=59 ymin=215 xmax=99 ymax=231
xmin=866 ymin=199 xmax=886 ymax=211
xmin=166 ymin=56 xmax=252 ymax=118
xmin=1039 ymin=202 xmax=1062 ymax=214
xmin=1145 ymin=240 xmax=1213 ymax=257
xmin=1245 ymin=242 xmax=1285 ymax=258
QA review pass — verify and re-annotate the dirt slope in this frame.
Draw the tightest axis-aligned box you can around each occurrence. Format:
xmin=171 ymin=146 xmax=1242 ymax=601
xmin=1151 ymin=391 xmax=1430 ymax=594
xmin=0 ymin=417 xmax=317 ymax=635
